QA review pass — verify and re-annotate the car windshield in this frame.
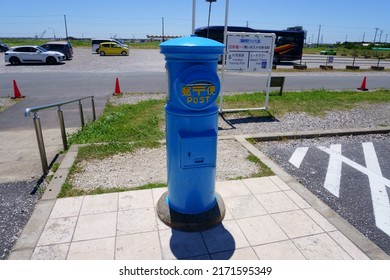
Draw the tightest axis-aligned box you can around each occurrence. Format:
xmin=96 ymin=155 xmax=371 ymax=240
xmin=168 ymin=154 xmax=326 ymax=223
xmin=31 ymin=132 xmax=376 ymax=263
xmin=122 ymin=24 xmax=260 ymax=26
xmin=37 ymin=46 xmax=48 ymax=52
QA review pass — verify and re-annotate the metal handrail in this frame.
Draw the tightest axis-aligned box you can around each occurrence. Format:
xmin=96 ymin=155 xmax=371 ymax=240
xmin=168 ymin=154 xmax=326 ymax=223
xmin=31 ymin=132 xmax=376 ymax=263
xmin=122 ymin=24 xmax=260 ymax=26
xmin=25 ymin=95 xmax=96 ymax=175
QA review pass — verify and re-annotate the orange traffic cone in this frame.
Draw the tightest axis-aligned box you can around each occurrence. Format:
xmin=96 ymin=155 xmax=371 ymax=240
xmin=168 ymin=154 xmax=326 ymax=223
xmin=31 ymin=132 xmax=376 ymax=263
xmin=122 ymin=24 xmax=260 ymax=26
xmin=113 ymin=77 xmax=122 ymax=95
xmin=11 ymin=80 xmax=26 ymax=99
xmin=357 ymin=76 xmax=368 ymax=91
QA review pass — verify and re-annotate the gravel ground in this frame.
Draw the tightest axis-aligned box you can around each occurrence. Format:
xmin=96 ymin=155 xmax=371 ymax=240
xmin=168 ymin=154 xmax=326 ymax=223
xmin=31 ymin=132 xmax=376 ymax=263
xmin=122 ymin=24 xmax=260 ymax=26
xmin=69 ymin=93 xmax=390 ymax=192
xmin=71 ymin=139 xmax=259 ymax=190
xmin=0 ymin=180 xmax=38 ymax=260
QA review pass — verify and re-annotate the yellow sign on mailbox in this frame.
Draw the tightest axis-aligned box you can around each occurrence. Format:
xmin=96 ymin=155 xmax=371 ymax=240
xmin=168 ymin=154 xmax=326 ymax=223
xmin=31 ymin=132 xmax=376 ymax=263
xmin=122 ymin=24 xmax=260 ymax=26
xmin=181 ymin=83 xmax=216 ymax=105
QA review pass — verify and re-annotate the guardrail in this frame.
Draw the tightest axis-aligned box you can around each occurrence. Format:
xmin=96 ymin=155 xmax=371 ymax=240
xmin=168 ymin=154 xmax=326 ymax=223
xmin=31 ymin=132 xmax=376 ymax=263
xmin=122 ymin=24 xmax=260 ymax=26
xmin=292 ymin=55 xmax=390 ymax=70
xmin=25 ymin=96 xmax=96 ymax=174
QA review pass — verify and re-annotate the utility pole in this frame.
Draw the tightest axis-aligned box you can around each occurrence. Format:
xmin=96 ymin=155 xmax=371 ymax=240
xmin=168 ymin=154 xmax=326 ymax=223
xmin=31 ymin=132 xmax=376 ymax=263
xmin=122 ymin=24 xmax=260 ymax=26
xmin=378 ymin=30 xmax=383 ymax=43
xmin=373 ymin=27 xmax=379 ymax=44
xmin=362 ymin=32 xmax=365 ymax=42
xmin=162 ymin=17 xmax=165 ymax=42
xmin=64 ymin=15 xmax=69 ymax=40
xmin=316 ymin=25 xmax=321 ymax=47
xmin=206 ymin=0 xmax=217 ymax=38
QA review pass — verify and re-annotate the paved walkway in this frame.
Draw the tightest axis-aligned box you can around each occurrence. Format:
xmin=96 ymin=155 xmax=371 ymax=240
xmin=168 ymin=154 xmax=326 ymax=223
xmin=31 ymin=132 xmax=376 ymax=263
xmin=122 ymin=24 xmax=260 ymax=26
xmin=11 ymin=129 xmax=390 ymax=261
xmin=11 ymin=176 xmax=371 ymax=260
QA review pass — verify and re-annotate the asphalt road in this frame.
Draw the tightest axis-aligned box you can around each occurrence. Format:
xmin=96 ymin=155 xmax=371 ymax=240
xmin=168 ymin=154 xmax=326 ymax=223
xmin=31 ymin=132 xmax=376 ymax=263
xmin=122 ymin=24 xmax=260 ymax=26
xmin=257 ymin=134 xmax=390 ymax=255
xmin=1 ymin=49 xmax=390 ymax=132
xmin=1 ymin=71 xmax=390 ymax=131
xmin=0 ymin=48 xmax=390 ymax=259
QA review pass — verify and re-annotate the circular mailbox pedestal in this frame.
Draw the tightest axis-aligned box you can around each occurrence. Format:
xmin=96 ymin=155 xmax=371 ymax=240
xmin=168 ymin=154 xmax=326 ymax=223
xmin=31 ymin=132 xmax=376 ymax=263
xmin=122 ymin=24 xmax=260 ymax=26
xmin=157 ymin=192 xmax=225 ymax=232
xmin=156 ymin=36 xmax=225 ymax=231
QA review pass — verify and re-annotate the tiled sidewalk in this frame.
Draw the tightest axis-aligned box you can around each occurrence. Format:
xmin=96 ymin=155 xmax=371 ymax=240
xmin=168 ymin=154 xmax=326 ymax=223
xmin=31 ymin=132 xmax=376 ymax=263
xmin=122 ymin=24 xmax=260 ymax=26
xmin=30 ymin=176 xmax=369 ymax=260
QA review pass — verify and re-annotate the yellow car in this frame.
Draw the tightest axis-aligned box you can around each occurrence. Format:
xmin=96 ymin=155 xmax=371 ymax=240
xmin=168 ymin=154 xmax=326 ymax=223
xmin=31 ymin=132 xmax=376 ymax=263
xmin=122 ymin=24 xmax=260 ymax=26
xmin=98 ymin=42 xmax=129 ymax=56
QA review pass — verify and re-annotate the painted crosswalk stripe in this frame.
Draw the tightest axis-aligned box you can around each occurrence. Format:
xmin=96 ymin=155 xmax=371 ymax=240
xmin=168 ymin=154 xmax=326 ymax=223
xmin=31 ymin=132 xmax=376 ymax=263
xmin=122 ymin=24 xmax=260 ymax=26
xmin=323 ymin=144 xmax=342 ymax=197
xmin=288 ymin=147 xmax=309 ymax=168
xmin=362 ymin=142 xmax=390 ymax=237
xmin=317 ymin=145 xmax=390 ymax=187
xmin=318 ymin=144 xmax=390 ymax=236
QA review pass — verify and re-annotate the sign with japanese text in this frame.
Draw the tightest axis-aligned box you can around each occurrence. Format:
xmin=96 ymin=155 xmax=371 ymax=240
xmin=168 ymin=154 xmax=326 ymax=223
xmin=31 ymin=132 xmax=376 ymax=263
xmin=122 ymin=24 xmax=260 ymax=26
xmin=225 ymin=32 xmax=275 ymax=72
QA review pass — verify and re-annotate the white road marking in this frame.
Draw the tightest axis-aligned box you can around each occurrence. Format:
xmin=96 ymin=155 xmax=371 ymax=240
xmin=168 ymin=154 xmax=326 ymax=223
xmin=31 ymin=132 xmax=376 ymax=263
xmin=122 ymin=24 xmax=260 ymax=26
xmin=323 ymin=144 xmax=342 ymax=197
xmin=362 ymin=142 xmax=390 ymax=237
xmin=288 ymin=147 xmax=309 ymax=168
xmin=318 ymin=143 xmax=390 ymax=236
xmin=317 ymin=145 xmax=390 ymax=187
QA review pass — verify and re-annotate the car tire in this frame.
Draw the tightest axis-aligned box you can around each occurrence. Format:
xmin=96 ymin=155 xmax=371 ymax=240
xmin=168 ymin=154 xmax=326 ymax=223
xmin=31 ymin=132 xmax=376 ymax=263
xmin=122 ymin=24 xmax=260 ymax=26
xmin=46 ymin=56 xmax=57 ymax=65
xmin=121 ymin=51 xmax=127 ymax=56
xmin=9 ymin=57 xmax=21 ymax=65
xmin=100 ymin=51 xmax=106 ymax=56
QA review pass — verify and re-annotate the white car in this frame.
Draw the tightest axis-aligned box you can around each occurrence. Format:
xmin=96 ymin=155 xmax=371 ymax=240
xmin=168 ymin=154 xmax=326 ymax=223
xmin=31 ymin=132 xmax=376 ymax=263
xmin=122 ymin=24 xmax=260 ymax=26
xmin=5 ymin=45 xmax=65 ymax=65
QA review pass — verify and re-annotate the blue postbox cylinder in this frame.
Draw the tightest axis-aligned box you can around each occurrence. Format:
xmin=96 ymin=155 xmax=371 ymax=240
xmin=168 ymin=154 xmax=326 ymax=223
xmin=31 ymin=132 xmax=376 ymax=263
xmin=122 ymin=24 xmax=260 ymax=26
xmin=160 ymin=36 xmax=224 ymax=215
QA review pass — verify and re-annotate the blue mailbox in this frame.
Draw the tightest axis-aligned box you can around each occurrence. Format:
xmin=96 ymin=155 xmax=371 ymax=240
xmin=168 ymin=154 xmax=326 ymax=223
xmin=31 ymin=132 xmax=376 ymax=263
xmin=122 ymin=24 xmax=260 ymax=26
xmin=156 ymin=35 xmax=225 ymax=231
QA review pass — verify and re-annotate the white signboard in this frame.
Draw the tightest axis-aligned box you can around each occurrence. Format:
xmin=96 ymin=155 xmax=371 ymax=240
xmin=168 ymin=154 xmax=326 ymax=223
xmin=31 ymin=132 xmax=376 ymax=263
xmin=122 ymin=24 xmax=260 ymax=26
xmin=225 ymin=32 xmax=275 ymax=71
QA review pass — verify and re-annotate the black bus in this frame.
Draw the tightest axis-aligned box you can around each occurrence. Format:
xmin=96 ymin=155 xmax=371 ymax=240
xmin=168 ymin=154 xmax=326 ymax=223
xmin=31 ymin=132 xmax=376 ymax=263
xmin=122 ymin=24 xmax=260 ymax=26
xmin=194 ymin=26 xmax=306 ymax=62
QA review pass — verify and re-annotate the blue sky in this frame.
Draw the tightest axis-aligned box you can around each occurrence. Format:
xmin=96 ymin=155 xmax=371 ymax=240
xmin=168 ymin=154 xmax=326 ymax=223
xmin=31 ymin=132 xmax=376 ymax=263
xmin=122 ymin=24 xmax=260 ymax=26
xmin=1 ymin=0 xmax=389 ymax=43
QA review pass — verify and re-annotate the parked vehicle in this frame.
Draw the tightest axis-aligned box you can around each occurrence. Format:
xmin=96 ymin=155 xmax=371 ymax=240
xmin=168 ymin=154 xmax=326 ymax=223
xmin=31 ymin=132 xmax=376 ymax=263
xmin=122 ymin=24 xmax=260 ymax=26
xmin=91 ymin=38 xmax=126 ymax=53
xmin=4 ymin=46 xmax=65 ymax=65
xmin=98 ymin=42 xmax=129 ymax=56
xmin=195 ymin=25 xmax=306 ymax=62
xmin=320 ymin=49 xmax=337 ymax=55
xmin=40 ymin=41 xmax=73 ymax=60
xmin=0 ymin=42 xmax=9 ymax=52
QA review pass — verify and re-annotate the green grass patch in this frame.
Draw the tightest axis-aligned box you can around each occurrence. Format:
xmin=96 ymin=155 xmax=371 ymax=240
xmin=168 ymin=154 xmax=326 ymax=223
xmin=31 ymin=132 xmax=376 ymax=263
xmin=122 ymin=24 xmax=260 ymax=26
xmin=58 ymin=182 xmax=166 ymax=198
xmin=221 ymin=89 xmax=390 ymax=117
xmin=69 ymin=99 xmax=165 ymax=145
xmin=51 ymin=162 xmax=60 ymax=173
xmin=128 ymin=41 xmax=160 ymax=49
xmin=228 ymin=153 xmax=275 ymax=180
xmin=247 ymin=154 xmax=275 ymax=177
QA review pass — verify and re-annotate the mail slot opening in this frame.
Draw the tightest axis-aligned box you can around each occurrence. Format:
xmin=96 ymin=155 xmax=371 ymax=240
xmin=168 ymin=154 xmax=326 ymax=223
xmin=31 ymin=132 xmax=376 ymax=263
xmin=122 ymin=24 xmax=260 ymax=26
xmin=180 ymin=132 xmax=216 ymax=169
xmin=194 ymin=158 xmax=205 ymax=164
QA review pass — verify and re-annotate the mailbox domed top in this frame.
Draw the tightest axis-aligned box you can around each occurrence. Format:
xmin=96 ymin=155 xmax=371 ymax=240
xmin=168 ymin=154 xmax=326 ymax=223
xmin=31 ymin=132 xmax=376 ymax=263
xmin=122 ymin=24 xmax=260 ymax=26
xmin=160 ymin=35 xmax=224 ymax=57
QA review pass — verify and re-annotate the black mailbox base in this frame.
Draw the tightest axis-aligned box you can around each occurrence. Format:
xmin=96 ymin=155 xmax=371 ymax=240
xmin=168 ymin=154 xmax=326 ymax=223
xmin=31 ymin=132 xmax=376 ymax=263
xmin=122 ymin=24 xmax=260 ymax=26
xmin=156 ymin=192 xmax=225 ymax=232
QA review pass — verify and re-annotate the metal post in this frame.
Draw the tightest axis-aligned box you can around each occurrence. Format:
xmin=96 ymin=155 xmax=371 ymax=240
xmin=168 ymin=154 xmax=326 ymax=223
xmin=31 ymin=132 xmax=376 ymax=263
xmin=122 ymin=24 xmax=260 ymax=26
xmin=192 ymin=0 xmax=196 ymax=34
xmin=78 ymin=101 xmax=85 ymax=127
xmin=57 ymin=106 xmax=68 ymax=150
xmin=206 ymin=0 xmax=216 ymax=38
xmin=91 ymin=96 xmax=96 ymax=121
xmin=33 ymin=113 xmax=49 ymax=174
xmin=64 ymin=15 xmax=69 ymax=40
xmin=219 ymin=0 xmax=229 ymax=112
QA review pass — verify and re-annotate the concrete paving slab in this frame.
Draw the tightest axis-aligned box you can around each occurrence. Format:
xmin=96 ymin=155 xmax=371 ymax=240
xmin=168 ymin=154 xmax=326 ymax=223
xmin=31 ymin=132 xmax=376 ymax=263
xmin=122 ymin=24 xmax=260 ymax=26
xmin=253 ymin=240 xmax=306 ymax=260
xmin=73 ymin=212 xmax=116 ymax=242
xmin=272 ymin=210 xmax=324 ymax=239
xmin=12 ymin=176 xmax=380 ymax=260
